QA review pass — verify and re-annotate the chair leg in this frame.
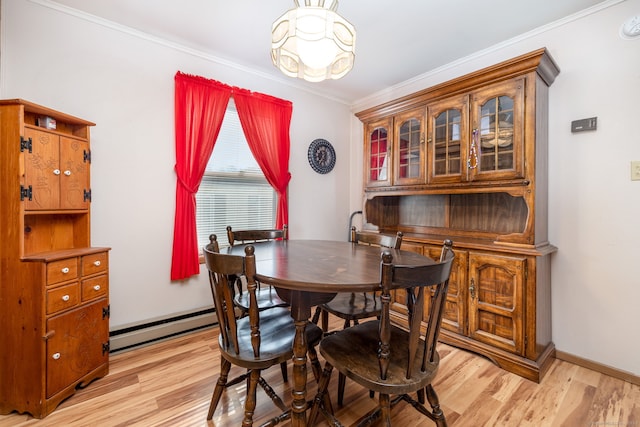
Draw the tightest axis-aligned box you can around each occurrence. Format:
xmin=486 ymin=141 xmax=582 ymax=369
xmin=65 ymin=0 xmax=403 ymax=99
xmin=307 ymin=345 xmax=322 ymax=383
xmin=425 ymin=384 xmax=447 ymax=427
xmin=242 ymin=369 xmax=260 ymax=427
xmin=417 ymin=387 xmax=425 ymax=404
xmin=311 ymin=306 xmax=322 ymax=324
xmin=280 ymin=361 xmax=288 ymax=382
xmin=342 ymin=318 xmax=350 ymax=329
xmin=321 ymin=309 xmax=329 ymax=333
xmin=308 ymin=363 xmax=334 ymax=426
xmin=380 ymin=393 xmax=391 ymax=427
xmin=208 ymin=357 xmax=231 ymax=419
xmin=257 ymin=376 xmax=288 ymax=412
xmin=337 ymin=372 xmax=346 ymax=406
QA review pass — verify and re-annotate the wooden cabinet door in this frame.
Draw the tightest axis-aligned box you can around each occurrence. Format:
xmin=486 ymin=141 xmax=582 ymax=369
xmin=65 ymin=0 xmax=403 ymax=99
xmin=22 ymin=129 xmax=89 ymax=210
xmin=393 ymin=108 xmax=426 ymax=185
xmin=364 ymin=118 xmax=392 ymax=188
xmin=469 ymin=78 xmax=525 ymax=181
xmin=423 ymin=245 xmax=468 ymax=335
xmin=59 ymin=136 xmax=89 ymax=210
xmin=427 ymin=94 xmax=469 ymax=184
xmin=46 ymin=299 xmax=109 ymax=398
xmin=23 ymin=127 xmax=60 ymax=210
xmin=468 ymin=252 xmax=525 ymax=354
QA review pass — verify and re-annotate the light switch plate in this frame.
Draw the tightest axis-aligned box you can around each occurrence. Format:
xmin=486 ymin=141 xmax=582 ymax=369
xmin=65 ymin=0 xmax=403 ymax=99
xmin=632 ymin=161 xmax=640 ymax=181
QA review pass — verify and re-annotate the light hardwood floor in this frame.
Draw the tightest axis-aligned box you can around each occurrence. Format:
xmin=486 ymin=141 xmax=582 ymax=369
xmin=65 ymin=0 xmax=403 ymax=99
xmin=1 ymin=316 xmax=638 ymax=427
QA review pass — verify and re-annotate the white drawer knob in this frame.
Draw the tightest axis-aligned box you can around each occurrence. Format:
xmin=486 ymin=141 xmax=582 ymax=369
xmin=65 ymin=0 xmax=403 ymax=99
xmin=93 ymin=285 xmax=101 ymax=291
xmin=62 ymin=295 xmax=70 ymax=302
xmin=61 ymin=267 xmax=69 ymax=274
xmin=52 ymin=353 xmax=61 ymax=360
xmin=53 ymin=169 xmax=61 ymax=175
xmin=93 ymin=260 xmax=101 ymax=267
xmin=64 ymin=170 xmax=71 ymax=176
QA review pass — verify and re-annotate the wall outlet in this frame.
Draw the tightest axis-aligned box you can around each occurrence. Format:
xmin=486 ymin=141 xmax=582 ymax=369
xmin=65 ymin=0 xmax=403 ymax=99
xmin=632 ymin=161 xmax=640 ymax=181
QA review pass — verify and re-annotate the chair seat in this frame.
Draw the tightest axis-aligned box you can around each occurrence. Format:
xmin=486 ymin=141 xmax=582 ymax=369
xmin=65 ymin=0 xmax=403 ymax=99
xmin=319 ymin=320 xmax=440 ymax=396
xmin=321 ymin=292 xmax=381 ymax=321
xmin=222 ymin=307 xmax=323 ymax=369
xmin=233 ymin=285 xmax=288 ymax=312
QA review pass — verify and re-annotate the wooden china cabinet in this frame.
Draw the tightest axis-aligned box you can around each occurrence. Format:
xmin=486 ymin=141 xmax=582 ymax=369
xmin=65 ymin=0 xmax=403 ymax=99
xmin=356 ymin=49 xmax=559 ymax=382
xmin=0 ymin=99 xmax=110 ymax=417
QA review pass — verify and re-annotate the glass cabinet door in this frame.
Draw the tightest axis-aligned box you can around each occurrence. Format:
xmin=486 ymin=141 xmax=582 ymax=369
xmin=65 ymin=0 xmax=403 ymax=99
xmin=393 ymin=108 xmax=425 ymax=185
xmin=364 ymin=118 xmax=392 ymax=187
xmin=469 ymin=78 xmax=525 ymax=181
xmin=427 ymin=94 xmax=468 ymax=184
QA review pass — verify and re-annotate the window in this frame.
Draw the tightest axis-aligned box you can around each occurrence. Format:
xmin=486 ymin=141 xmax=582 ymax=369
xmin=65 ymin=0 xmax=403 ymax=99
xmin=196 ymin=103 xmax=276 ymax=251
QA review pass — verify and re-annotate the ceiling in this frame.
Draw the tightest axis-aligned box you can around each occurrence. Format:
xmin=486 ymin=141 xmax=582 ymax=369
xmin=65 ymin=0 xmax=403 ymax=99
xmin=51 ymin=0 xmax=607 ymax=104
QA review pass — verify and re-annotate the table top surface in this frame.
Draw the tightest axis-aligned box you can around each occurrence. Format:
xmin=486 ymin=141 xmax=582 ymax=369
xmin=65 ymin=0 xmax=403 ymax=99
xmin=225 ymin=239 xmax=434 ymax=293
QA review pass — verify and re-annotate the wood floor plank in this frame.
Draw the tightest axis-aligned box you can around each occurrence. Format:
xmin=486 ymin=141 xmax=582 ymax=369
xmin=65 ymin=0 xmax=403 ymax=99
xmin=1 ymin=313 xmax=638 ymax=427
xmin=554 ymin=379 xmax=597 ymax=427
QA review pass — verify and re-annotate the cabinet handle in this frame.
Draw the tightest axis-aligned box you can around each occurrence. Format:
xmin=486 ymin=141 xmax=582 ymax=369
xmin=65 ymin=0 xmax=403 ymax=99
xmin=52 ymin=353 xmax=61 ymax=360
xmin=469 ymin=278 xmax=476 ymax=299
xmin=64 ymin=170 xmax=71 ymax=176
xmin=61 ymin=267 xmax=70 ymax=274
xmin=468 ymin=129 xmax=479 ymax=170
xmin=93 ymin=285 xmax=101 ymax=291
xmin=62 ymin=295 xmax=70 ymax=302
xmin=53 ymin=169 xmax=61 ymax=175
xmin=93 ymin=260 xmax=101 ymax=267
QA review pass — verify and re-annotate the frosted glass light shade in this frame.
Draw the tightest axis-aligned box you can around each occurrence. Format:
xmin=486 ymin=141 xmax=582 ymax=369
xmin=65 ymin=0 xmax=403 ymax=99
xmin=271 ymin=0 xmax=355 ymax=82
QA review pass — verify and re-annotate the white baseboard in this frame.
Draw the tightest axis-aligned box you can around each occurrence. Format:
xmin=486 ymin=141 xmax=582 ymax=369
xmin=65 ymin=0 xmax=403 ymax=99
xmin=109 ymin=308 xmax=217 ymax=353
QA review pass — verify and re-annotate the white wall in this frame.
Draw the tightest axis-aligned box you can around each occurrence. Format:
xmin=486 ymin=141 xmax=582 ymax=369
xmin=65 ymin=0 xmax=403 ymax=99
xmin=0 ymin=0 xmax=352 ymax=328
xmin=351 ymin=0 xmax=640 ymax=375
xmin=2 ymin=0 xmax=638 ymax=376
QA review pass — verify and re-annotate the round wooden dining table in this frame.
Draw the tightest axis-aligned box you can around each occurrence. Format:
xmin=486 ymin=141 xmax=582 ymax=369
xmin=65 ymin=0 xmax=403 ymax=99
xmin=226 ymin=239 xmax=434 ymax=427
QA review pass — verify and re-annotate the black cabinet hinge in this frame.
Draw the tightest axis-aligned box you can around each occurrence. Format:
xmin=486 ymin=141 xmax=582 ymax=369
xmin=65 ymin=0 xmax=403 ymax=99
xmin=20 ymin=185 xmax=33 ymax=201
xmin=84 ymin=149 xmax=91 ymax=163
xmin=103 ymin=304 xmax=110 ymax=319
xmin=20 ymin=136 xmax=32 ymax=153
xmin=102 ymin=341 xmax=110 ymax=355
xmin=84 ymin=189 xmax=92 ymax=202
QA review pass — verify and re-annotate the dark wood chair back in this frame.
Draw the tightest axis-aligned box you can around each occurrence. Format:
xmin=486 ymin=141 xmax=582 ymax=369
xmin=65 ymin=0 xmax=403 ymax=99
xmin=204 ymin=236 xmax=261 ymax=358
xmin=350 ymin=226 xmax=403 ymax=249
xmin=379 ymin=240 xmax=454 ymax=380
xmin=222 ymin=227 xmax=289 ymax=313
xmin=311 ymin=227 xmax=404 ymax=406
xmin=310 ymin=240 xmax=455 ymax=427
xmin=203 ymin=234 xmax=323 ymax=425
xmin=227 ymin=224 xmax=288 ymax=247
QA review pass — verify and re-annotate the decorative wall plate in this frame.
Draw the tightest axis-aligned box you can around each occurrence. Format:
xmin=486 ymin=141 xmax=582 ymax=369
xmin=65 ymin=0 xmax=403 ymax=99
xmin=308 ymin=138 xmax=336 ymax=174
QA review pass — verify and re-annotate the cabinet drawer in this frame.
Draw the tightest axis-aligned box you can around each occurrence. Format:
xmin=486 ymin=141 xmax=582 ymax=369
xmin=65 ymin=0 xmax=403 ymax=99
xmin=47 ymin=258 xmax=79 ymax=285
xmin=81 ymin=275 xmax=108 ymax=302
xmin=82 ymin=252 xmax=108 ymax=276
xmin=46 ymin=283 xmax=80 ymax=314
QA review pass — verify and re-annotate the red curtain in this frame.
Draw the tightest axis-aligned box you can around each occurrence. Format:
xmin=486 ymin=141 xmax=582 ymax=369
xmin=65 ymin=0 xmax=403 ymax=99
xmin=170 ymin=72 xmax=232 ymax=280
xmin=233 ymin=88 xmax=292 ymax=229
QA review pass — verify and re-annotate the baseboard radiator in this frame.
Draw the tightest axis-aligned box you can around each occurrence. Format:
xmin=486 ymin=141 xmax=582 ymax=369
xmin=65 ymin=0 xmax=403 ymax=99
xmin=109 ymin=308 xmax=217 ymax=353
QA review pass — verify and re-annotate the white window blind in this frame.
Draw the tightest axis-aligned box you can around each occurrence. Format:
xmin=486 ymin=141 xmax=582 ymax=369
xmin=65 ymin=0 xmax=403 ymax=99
xmin=196 ymin=104 xmax=275 ymax=251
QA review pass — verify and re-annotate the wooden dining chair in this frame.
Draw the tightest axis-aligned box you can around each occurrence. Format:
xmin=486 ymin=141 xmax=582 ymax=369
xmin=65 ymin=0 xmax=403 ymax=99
xmin=226 ymin=225 xmax=289 ymax=314
xmin=309 ymin=240 xmax=455 ymax=427
xmin=204 ymin=235 xmax=323 ymax=427
xmin=311 ymin=226 xmax=403 ymax=405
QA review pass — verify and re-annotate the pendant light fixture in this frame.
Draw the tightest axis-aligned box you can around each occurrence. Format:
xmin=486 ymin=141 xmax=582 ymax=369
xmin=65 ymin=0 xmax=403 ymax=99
xmin=271 ymin=0 xmax=356 ymax=82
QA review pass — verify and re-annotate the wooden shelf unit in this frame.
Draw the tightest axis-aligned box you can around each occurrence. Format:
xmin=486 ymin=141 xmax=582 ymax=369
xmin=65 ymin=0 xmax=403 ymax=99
xmin=356 ymin=49 xmax=559 ymax=382
xmin=0 ymin=99 xmax=110 ymax=417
